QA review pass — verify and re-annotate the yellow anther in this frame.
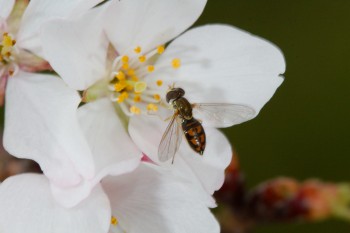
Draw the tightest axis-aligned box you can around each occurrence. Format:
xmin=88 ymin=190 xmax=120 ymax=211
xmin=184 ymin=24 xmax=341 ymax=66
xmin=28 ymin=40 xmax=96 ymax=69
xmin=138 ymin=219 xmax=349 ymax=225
xmin=115 ymin=71 xmax=125 ymax=81
xmin=117 ymin=91 xmax=128 ymax=103
xmin=111 ymin=216 xmax=118 ymax=226
xmin=134 ymin=95 xmax=141 ymax=102
xmin=139 ymin=55 xmax=146 ymax=63
xmin=2 ymin=34 xmax=13 ymax=47
xmin=172 ymin=58 xmax=181 ymax=69
xmin=147 ymin=65 xmax=155 ymax=72
xmin=122 ymin=63 xmax=129 ymax=70
xmin=121 ymin=55 xmax=129 ymax=63
xmin=147 ymin=104 xmax=158 ymax=112
xmin=134 ymin=46 xmax=142 ymax=54
xmin=154 ymin=94 xmax=161 ymax=101
xmin=114 ymin=80 xmax=127 ymax=92
xmin=127 ymin=69 xmax=135 ymax=76
xmin=131 ymin=76 xmax=139 ymax=82
xmin=134 ymin=81 xmax=147 ymax=94
xmin=126 ymin=84 xmax=134 ymax=91
xmin=156 ymin=80 xmax=163 ymax=86
xmin=130 ymin=106 xmax=141 ymax=115
xmin=157 ymin=45 xmax=165 ymax=54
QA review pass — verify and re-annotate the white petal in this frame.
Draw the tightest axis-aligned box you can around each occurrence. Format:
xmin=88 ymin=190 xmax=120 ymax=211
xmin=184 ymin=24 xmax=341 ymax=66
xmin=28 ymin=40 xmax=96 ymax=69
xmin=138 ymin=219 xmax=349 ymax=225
xmin=51 ymin=99 xmax=142 ymax=208
xmin=17 ymin=0 xmax=103 ymax=56
xmin=3 ymin=71 xmax=94 ymax=187
xmin=104 ymin=0 xmax=207 ymax=55
xmin=177 ymin=128 xmax=232 ymax=194
xmin=0 ymin=0 xmax=14 ymax=19
xmin=41 ymin=6 xmax=109 ymax=90
xmin=129 ymin=115 xmax=232 ymax=194
xmin=78 ymin=98 xmax=141 ymax=179
xmin=103 ymin=163 xmax=219 ymax=233
xmin=0 ymin=174 xmax=111 ymax=233
xmin=149 ymin=24 xmax=285 ymax=115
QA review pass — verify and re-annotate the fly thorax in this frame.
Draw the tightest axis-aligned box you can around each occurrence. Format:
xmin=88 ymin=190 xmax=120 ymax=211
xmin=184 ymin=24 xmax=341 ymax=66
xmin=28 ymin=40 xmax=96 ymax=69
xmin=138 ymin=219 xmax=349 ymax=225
xmin=174 ymin=98 xmax=193 ymax=120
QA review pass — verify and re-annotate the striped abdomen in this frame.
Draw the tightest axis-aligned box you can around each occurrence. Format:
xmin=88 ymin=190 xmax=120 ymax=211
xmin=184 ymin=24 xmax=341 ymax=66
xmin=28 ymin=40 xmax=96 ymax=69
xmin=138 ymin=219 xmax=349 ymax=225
xmin=182 ymin=118 xmax=206 ymax=155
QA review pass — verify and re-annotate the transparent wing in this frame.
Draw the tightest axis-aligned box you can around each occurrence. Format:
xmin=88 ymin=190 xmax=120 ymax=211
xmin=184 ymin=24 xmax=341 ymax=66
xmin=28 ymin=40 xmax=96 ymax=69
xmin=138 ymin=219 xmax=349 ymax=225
xmin=193 ymin=103 xmax=256 ymax=128
xmin=158 ymin=114 xmax=183 ymax=163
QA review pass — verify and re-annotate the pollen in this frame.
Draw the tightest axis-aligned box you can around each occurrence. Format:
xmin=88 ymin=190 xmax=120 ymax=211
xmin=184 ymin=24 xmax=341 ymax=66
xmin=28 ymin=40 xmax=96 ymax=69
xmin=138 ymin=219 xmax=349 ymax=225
xmin=121 ymin=62 xmax=129 ymax=70
xmin=134 ymin=81 xmax=147 ymax=93
xmin=121 ymin=55 xmax=129 ymax=63
xmin=147 ymin=65 xmax=155 ymax=72
xmin=134 ymin=95 xmax=141 ymax=102
xmin=139 ymin=55 xmax=146 ymax=63
xmin=127 ymin=68 xmax=135 ymax=76
xmin=130 ymin=105 xmax=141 ymax=115
xmin=154 ymin=94 xmax=161 ymax=101
xmin=172 ymin=58 xmax=181 ymax=69
xmin=157 ymin=45 xmax=165 ymax=54
xmin=134 ymin=46 xmax=142 ymax=54
xmin=111 ymin=216 xmax=118 ymax=226
xmin=156 ymin=80 xmax=163 ymax=86
xmin=114 ymin=80 xmax=127 ymax=92
xmin=117 ymin=91 xmax=128 ymax=103
xmin=147 ymin=103 xmax=158 ymax=112
xmin=131 ymin=76 xmax=139 ymax=82
xmin=2 ymin=34 xmax=13 ymax=47
xmin=116 ymin=71 xmax=125 ymax=81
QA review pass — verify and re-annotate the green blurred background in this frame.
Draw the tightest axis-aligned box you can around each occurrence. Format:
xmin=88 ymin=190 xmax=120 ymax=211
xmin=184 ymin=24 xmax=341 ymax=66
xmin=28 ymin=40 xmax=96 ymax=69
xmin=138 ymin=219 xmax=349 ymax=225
xmin=196 ymin=0 xmax=350 ymax=232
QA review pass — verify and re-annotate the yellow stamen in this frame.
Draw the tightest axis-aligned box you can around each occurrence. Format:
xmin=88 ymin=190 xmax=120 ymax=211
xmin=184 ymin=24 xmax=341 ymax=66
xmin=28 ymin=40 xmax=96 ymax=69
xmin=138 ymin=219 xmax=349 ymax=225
xmin=147 ymin=65 xmax=155 ymax=72
xmin=147 ymin=104 xmax=158 ymax=112
xmin=157 ymin=45 xmax=165 ymax=54
xmin=134 ymin=81 xmax=147 ymax=93
xmin=121 ymin=63 xmax=129 ymax=70
xmin=154 ymin=94 xmax=161 ymax=102
xmin=134 ymin=95 xmax=141 ymax=102
xmin=126 ymin=84 xmax=134 ymax=91
xmin=134 ymin=46 xmax=142 ymax=54
xmin=172 ymin=58 xmax=181 ymax=69
xmin=111 ymin=216 xmax=118 ymax=226
xmin=127 ymin=69 xmax=135 ymax=76
xmin=114 ymin=80 xmax=127 ymax=92
xmin=117 ymin=91 xmax=128 ymax=103
xmin=139 ymin=55 xmax=146 ymax=63
xmin=131 ymin=76 xmax=139 ymax=82
xmin=130 ymin=106 xmax=141 ymax=115
xmin=121 ymin=55 xmax=129 ymax=63
xmin=115 ymin=71 xmax=125 ymax=81
xmin=156 ymin=80 xmax=163 ymax=86
xmin=2 ymin=34 xmax=13 ymax=47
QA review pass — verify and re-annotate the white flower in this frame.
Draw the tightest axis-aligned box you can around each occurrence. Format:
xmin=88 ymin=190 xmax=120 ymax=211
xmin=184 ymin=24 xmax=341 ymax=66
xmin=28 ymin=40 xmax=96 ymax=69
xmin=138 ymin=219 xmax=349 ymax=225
xmin=2 ymin=0 xmax=142 ymax=208
xmin=0 ymin=163 xmax=219 ymax=233
xmin=40 ymin=0 xmax=285 ymax=195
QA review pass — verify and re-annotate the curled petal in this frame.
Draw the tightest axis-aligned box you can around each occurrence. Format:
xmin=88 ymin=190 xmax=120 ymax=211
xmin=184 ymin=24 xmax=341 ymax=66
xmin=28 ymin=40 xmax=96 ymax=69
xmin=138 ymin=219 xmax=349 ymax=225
xmin=41 ymin=6 xmax=109 ymax=90
xmin=17 ymin=0 xmax=104 ymax=56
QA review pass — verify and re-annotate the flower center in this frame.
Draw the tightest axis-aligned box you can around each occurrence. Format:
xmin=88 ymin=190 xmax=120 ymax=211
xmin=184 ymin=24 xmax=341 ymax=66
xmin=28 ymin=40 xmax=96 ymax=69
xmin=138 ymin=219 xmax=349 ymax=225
xmin=108 ymin=45 xmax=181 ymax=116
xmin=0 ymin=32 xmax=19 ymax=77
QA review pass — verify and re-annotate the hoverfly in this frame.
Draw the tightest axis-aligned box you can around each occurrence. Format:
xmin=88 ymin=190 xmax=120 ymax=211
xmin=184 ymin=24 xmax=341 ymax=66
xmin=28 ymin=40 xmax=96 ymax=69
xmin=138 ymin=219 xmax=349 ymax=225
xmin=158 ymin=87 xmax=256 ymax=163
